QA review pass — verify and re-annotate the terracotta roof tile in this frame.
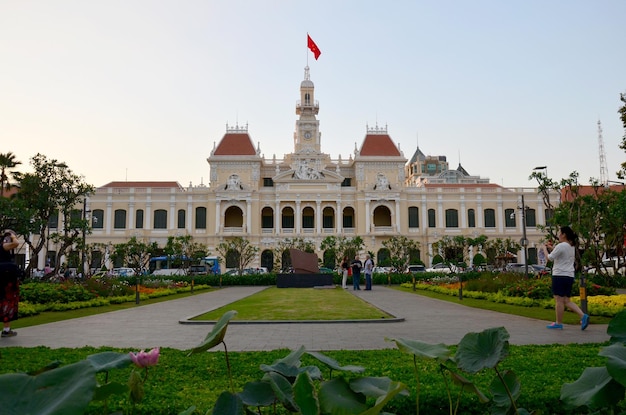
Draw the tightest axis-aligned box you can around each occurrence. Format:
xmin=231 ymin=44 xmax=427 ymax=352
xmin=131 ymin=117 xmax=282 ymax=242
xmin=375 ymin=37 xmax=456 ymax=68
xmin=214 ymin=133 xmax=257 ymax=156
xmin=100 ymin=181 xmax=183 ymax=189
xmin=360 ymin=134 xmax=401 ymax=156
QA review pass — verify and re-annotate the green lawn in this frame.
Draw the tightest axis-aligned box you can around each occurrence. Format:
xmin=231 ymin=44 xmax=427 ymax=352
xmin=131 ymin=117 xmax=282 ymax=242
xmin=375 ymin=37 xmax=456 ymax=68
xmin=191 ymin=287 xmax=395 ymax=321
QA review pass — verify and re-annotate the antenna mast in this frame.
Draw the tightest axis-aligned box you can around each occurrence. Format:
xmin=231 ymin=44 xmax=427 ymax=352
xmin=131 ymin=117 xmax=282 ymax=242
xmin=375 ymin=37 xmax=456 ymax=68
xmin=598 ymin=120 xmax=608 ymax=186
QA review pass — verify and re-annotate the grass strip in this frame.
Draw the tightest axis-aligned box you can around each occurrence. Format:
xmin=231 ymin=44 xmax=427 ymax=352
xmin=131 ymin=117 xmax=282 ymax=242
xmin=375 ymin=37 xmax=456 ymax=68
xmin=191 ymin=287 xmax=394 ymax=321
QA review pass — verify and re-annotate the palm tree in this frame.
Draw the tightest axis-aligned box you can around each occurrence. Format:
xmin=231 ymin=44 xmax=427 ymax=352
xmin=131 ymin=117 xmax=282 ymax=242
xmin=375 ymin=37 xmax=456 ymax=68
xmin=0 ymin=152 xmax=22 ymax=197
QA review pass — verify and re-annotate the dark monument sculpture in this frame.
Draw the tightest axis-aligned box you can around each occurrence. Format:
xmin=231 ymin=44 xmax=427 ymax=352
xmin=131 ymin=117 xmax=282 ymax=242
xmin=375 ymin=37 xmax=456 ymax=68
xmin=276 ymin=249 xmax=333 ymax=288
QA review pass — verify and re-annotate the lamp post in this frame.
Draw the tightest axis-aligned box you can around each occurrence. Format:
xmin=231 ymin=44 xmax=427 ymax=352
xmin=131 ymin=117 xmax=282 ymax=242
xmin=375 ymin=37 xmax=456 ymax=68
xmin=517 ymin=194 xmax=529 ymax=276
xmin=533 ymin=166 xmax=547 ymax=177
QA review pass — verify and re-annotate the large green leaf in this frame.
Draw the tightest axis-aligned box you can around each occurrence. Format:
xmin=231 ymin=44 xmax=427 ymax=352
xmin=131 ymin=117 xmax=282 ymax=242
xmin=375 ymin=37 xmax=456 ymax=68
xmin=319 ymin=377 xmax=367 ymax=414
xmin=600 ymin=342 xmax=626 ymax=387
xmin=607 ymin=309 xmax=626 ymax=343
xmin=350 ymin=377 xmax=408 ymax=415
xmin=455 ymin=327 xmax=510 ymax=374
xmin=489 ymin=369 xmax=521 ymax=410
xmin=561 ymin=366 xmax=625 ymax=409
xmin=267 ymin=371 xmax=299 ymax=412
xmin=0 ymin=360 xmax=97 ymax=415
xmin=92 ymin=381 xmax=129 ymax=401
xmin=385 ymin=337 xmax=451 ymax=362
xmin=86 ymin=351 xmax=131 ymax=372
xmin=211 ymin=391 xmax=245 ymax=415
xmin=294 ymin=371 xmax=320 ymax=415
xmin=271 ymin=345 xmax=306 ymax=367
xmin=307 ymin=351 xmax=365 ymax=375
xmin=237 ymin=381 xmax=276 ymax=407
xmin=188 ymin=310 xmax=237 ymax=355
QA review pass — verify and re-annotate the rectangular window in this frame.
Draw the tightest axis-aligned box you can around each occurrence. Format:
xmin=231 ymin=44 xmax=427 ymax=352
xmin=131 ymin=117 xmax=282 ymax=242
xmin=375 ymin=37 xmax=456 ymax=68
xmin=282 ymin=215 xmax=294 ymax=229
xmin=48 ymin=211 xmax=58 ymax=229
xmin=343 ymin=215 xmax=353 ymax=228
xmin=92 ymin=209 xmax=104 ymax=229
xmin=341 ymin=178 xmax=352 ymax=187
xmin=136 ymin=209 xmax=144 ymax=229
xmin=408 ymin=207 xmax=419 ymax=228
xmin=526 ymin=209 xmax=536 ymax=227
xmin=263 ymin=178 xmax=274 ymax=187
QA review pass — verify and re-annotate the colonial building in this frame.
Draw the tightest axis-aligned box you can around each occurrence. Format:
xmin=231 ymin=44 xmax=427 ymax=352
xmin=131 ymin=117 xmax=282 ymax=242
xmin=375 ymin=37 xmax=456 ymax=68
xmin=33 ymin=66 xmax=554 ymax=271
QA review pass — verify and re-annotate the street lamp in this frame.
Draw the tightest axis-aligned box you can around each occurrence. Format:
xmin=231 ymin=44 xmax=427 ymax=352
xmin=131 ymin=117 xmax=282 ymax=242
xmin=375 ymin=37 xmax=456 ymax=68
xmin=533 ymin=166 xmax=547 ymax=177
xmin=514 ymin=194 xmax=529 ymax=276
xmin=81 ymin=197 xmax=92 ymax=278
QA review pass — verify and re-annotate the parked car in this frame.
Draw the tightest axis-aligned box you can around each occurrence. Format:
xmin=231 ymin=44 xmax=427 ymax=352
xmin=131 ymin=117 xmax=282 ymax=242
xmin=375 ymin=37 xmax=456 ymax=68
xmin=373 ymin=266 xmax=392 ymax=274
xmin=318 ymin=267 xmax=334 ymax=274
xmin=425 ymin=263 xmax=456 ymax=273
xmin=586 ymin=258 xmax=626 ymax=276
xmin=406 ymin=265 xmax=426 ymax=273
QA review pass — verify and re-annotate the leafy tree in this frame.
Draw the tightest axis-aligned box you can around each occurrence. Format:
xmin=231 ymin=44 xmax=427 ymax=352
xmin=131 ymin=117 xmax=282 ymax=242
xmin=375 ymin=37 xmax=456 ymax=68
xmin=320 ymin=236 xmax=364 ymax=269
xmin=382 ymin=235 xmax=420 ymax=272
xmin=216 ymin=237 xmax=259 ymax=275
xmin=15 ymin=154 xmax=94 ymax=274
xmin=0 ymin=152 xmax=22 ymax=197
xmin=486 ymin=238 xmax=521 ymax=268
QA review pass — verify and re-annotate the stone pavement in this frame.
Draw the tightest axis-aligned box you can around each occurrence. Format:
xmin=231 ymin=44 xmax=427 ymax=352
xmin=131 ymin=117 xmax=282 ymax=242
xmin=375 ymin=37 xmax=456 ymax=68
xmin=0 ymin=286 xmax=609 ymax=351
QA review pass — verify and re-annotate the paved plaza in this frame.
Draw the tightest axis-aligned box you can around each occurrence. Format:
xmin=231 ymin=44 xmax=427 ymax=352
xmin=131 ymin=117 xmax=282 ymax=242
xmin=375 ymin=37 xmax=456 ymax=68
xmin=0 ymin=286 xmax=610 ymax=351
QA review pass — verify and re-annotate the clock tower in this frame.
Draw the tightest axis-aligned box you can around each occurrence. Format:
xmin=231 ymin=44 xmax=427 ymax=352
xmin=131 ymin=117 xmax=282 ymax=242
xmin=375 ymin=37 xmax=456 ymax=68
xmin=294 ymin=66 xmax=321 ymax=153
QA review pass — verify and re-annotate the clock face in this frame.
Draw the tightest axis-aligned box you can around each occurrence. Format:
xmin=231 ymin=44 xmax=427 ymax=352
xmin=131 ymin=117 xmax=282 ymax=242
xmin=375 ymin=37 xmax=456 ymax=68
xmin=304 ymin=132 xmax=312 ymax=139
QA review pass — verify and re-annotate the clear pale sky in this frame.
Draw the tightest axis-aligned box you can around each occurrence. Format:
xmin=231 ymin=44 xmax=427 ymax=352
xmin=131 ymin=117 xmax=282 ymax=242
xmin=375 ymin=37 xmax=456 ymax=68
xmin=1 ymin=1 xmax=625 ymax=188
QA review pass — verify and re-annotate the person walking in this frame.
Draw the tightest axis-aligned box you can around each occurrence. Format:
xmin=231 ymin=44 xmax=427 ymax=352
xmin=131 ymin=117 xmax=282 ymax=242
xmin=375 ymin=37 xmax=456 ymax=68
xmin=364 ymin=254 xmax=374 ymax=290
xmin=351 ymin=255 xmax=362 ymax=291
xmin=1 ymin=229 xmax=21 ymax=337
xmin=340 ymin=256 xmax=349 ymax=289
xmin=542 ymin=226 xmax=589 ymax=330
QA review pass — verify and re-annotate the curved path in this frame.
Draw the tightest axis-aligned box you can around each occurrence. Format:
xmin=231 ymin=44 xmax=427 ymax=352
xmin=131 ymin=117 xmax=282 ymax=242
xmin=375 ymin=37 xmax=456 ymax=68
xmin=0 ymin=286 xmax=609 ymax=351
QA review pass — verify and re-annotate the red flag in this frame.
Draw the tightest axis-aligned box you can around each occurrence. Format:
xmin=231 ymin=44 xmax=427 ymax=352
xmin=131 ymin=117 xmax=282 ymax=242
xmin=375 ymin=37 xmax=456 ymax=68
xmin=307 ymin=34 xmax=321 ymax=60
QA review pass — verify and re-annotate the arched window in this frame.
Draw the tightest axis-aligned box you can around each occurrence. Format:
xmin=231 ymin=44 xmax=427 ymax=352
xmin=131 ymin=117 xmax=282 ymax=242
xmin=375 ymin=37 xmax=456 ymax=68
xmin=468 ymin=209 xmax=476 ymax=228
xmin=484 ymin=209 xmax=496 ymax=228
xmin=135 ymin=209 xmax=144 ymax=229
xmin=154 ymin=209 xmax=167 ymax=229
xmin=262 ymin=207 xmax=274 ymax=229
xmin=505 ymin=209 xmax=516 ymax=228
xmin=445 ymin=209 xmax=458 ymax=228
xmin=177 ymin=209 xmax=186 ymax=229
xmin=428 ymin=209 xmax=436 ymax=228
xmin=195 ymin=207 xmax=207 ymax=229
xmin=92 ymin=209 xmax=104 ymax=229
xmin=302 ymin=207 xmax=314 ymax=229
xmin=408 ymin=206 xmax=419 ymax=228
xmin=282 ymin=207 xmax=295 ymax=229
xmin=114 ymin=209 xmax=126 ymax=229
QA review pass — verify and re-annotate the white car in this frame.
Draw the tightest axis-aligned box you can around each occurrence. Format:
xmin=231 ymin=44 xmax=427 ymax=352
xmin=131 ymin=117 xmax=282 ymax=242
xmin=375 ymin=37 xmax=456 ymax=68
xmin=425 ymin=263 xmax=456 ymax=273
xmin=112 ymin=267 xmax=136 ymax=277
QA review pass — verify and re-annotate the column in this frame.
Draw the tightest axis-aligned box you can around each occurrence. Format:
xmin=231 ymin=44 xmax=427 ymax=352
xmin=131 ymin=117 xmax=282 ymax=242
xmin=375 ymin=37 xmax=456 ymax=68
xmin=246 ymin=200 xmax=252 ymax=233
xmin=365 ymin=199 xmax=371 ymax=232
xmin=395 ymin=200 xmax=401 ymax=232
xmin=316 ymin=200 xmax=321 ymax=234
xmin=275 ymin=200 xmax=281 ymax=234
xmin=336 ymin=201 xmax=342 ymax=233
xmin=296 ymin=200 xmax=301 ymax=234
xmin=215 ymin=200 xmax=221 ymax=233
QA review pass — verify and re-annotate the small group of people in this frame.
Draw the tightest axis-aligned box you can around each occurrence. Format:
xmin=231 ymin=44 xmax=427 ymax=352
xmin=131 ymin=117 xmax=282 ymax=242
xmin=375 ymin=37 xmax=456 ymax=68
xmin=340 ymin=254 xmax=374 ymax=291
xmin=1 ymin=229 xmax=20 ymax=338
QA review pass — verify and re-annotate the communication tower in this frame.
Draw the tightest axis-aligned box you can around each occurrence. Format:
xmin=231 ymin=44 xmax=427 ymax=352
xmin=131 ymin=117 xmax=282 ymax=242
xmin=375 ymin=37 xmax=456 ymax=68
xmin=598 ymin=119 xmax=608 ymax=186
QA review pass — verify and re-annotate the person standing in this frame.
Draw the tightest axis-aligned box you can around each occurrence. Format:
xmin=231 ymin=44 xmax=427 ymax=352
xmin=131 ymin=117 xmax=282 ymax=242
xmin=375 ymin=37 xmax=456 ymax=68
xmin=1 ymin=229 xmax=20 ymax=337
xmin=340 ymin=256 xmax=349 ymax=289
xmin=351 ymin=255 xmax=362 ymax=291
xmin=364 ymin=254 xmax=374 ymax=291
xmin=542 ymin=226 xmax=589 ymax=330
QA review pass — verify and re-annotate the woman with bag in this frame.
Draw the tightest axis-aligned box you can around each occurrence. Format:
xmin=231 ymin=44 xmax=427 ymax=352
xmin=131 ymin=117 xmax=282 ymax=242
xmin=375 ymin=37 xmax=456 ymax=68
xmin=340 ymin=256 xmax=349 ymax=289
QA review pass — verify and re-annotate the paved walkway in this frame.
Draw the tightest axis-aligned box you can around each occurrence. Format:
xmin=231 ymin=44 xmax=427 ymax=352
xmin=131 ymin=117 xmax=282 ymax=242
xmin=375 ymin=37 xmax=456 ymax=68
xmin=0 ymin=286 xmax=609 ymax=351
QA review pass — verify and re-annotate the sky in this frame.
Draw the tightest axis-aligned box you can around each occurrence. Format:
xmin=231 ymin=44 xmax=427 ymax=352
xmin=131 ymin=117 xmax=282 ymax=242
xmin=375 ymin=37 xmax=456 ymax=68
xmin=1 ymin=1 xmax=625 ymax=188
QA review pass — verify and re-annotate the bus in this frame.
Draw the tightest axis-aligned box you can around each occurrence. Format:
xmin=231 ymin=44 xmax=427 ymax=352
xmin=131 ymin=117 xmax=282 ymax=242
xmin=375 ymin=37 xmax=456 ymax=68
xmin=149 ymin=256 xmax=221 ymax=276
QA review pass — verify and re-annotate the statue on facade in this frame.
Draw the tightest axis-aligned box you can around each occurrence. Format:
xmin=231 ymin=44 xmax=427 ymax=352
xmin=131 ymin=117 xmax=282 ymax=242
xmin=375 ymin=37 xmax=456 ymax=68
xmin=374 ymin=173 xmax=391 ymax=190
xmin=293 ymin=160 xmax=323 ymax=180
xmin=225 ymin=174 xmax=242 ymax=190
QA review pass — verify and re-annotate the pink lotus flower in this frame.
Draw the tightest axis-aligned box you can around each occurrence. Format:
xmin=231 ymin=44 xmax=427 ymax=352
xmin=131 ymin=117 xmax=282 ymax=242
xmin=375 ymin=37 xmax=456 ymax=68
xmin=129 ymin=347 xmax=160 ymax=368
